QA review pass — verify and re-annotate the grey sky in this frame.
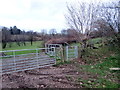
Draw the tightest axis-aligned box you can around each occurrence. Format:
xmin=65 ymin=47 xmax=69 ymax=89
xmin=0 ymin=0 xmax=116 ymax=33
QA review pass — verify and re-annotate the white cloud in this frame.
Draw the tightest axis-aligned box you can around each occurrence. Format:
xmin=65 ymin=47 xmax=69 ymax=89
xmin=0 ymin=0 xmax=116 ymax=32
xmin=0 ymin=0 xmax=71 ymax=32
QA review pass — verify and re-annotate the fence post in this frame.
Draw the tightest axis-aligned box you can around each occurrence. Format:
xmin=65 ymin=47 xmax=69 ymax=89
xmin=36 ymin=49 xmax=39 ymax=68
xmin=66 ymin=46 xmax=68 ymax=61
xmin=75 ymin=46 xmax=78 ymax=58
xmin=13 ymin=51 xmax=16 ymax=71
xmin=48 ymin=44 xmax=50 ymax=54
xmin=52 ymin=47 xmax=55 ymax=56
xmin=45 ymin=44 xmax=47 ymax=53
xmin=60 ymin=45 xmax=64 ymax=62
xmin=53 ymin=47 xmax=56 ymax=64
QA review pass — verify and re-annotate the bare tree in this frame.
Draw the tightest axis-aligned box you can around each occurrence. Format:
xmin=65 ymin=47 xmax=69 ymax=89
xmin=65 ymin=1 xmax=120 ymax=37
xmin=49 ymin=29 xmax=57 ymax=39
xmin=99 ymin=1 xmax=119 ymax=33
xmin=61 ymin=29 xmax=67 ymax=36
xmin=49 ymin=29 xmax=57 ymax=36
xmin=41 ymin=29 xmax=48 ymax=41
xmin=65 ymin=1 xmax=102 ymax=56
xmin=65 ymin=2 xmax=100 ymax=38
xmin=118 ymin=1 xmax=120 ymax=33
xmin=65 ymin=1 xmax=119 ymax=58
xmin=27 ymin=30 xmax=34 ymax=45
xmin=92 ymin=18 xmax=116 ymax=37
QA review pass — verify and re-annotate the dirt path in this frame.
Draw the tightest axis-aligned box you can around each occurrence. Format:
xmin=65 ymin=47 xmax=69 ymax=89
xmin=2 ymin=62 xmax=82 ymax=88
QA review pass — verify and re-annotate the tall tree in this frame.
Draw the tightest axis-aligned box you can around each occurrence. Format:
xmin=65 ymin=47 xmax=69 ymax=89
xmin=11 ymin=26 xmax=21 ymax=35
xmin=61 ymin=29 xmax=67 ymax=35
xmin=65 ymin=1 xmax=119 ymax=58
xmin=65 ymin=1 xmax=101 ymax=53
xmin=49 ymin=28 xmax=57 ymax=38
xmin=65 ymin=2 xmax=100 ymax=38
xmin=2 ymin=27 xmax=11 ymax=48
xmin=118 ymin=1 xmax=120 ymax=33
xmin=92 ymin=18 xmax=115 ymax=37
xmin=27 ymin=30 xmax=34 ymax=45
xmin=41 ymin=29 xmax=48 ymax=41
xmin=100 ymin=1 xmax=120 ymax=33
xmin=65 ymin=1 xmax=119 ymax=37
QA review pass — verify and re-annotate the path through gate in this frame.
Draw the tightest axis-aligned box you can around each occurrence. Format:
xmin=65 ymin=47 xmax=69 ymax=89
xmin=0 ymin=48 xmax=56 ymax=75
xmin=46 ymin=44 xmax=78 ymax=61
xmin=45 ymin=44 xmax=63 ymax=59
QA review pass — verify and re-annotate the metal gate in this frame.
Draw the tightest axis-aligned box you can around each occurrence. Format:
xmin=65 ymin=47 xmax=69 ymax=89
xmin=65 ymin=46 xmax=78 ymax=60
xmin=45 ymin=44 xmax=62 ymax=59
xmin=45 ymin=44 xmax=78 ymax=61
xmin=0 ymin=47 xmax=56 ymax=75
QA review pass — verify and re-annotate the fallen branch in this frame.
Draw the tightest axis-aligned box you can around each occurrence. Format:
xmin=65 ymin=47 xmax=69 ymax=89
xmin=109 ymin=68 xmax=120 ymax=70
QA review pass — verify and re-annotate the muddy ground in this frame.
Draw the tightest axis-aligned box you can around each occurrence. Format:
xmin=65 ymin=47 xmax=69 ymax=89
xmin=2 ymin=60 xmax=84 ymax=88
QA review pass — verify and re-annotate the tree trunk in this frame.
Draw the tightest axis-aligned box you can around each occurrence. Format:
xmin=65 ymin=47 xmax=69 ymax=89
xmin=23 ymin=41 xmax=26 ymax=46
xmin=2 ymin=42 xmax=7 ymax=49
xmin=30 ymin=40 xmax=33 ymax=45
xmin=16 ymin=42 xmax=20 ymax=46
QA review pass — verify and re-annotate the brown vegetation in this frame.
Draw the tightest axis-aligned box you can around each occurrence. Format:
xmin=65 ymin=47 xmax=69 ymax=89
xmin=45 ymin=37 xmax=78 ymax=46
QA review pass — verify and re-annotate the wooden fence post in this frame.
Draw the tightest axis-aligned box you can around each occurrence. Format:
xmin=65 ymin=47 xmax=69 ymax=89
xmin=75 ymin=46 xmax=78 ymax=58
xmin=45 ymin=44 xmax=47 ymax=53
xmin=78 ymin=46 xmax=81 ymax=58
xmin=63 ymin=46 xmax=66 ymax=62
xmin=52 ymin=47 xmax=56 ymax=64
xmin=66 ymin=46 xmax=68 ymax=61
xmin=60 ymin=46 xmax=64 ymax=62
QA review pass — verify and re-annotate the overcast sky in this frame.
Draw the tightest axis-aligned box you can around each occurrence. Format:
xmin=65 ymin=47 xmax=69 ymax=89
xmin=0 ymin=0 xmax=116 ymax=33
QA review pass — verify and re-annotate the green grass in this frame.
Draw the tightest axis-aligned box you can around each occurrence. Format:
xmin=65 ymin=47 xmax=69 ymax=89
xmin=75 ymin=53 xmax=120 ymax=88
xmin=2 ymin=41 xmax=43 ymax=51
xmin=88 ymin=37 xmax=102 ymax=44
xmin=70 ymin=43 xmax=81 ymax=46
xmin=75 ymin=38 xmax=120 ymax=88
xmin=81 ymin=42 xmax=119 ymax=64
xmin=80 ymin=54 xmax=119 ymax=74
xmin=1 ymin=41 xmax=44 ymax=57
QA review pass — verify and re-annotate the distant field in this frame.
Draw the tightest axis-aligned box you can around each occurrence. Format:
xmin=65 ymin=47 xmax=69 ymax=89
xmin=2 ymin=41 xmax=43 ymax=51
xmin=0 ymin=41 xmax=44 ymax=57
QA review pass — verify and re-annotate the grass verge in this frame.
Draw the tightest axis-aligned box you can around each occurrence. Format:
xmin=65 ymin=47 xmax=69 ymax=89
xmin=75 ymin=45 xmax=120 ymax=88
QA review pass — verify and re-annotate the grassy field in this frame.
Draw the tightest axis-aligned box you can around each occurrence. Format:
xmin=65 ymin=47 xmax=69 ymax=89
xmin=1 ymin=41 xmax=44 ymax=56
xmin=76 ymin=53 xmax=120 ymax=88
xmin=74 ymin=37 xmax=120 ymax=88
xmin=2 ymin=41 xmax=43 ymax=51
